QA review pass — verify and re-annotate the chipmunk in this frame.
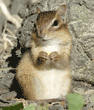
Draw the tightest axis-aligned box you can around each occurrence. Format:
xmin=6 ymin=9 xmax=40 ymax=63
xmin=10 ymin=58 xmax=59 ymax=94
xmin=16 ymin=5 xmax=72 ymax=100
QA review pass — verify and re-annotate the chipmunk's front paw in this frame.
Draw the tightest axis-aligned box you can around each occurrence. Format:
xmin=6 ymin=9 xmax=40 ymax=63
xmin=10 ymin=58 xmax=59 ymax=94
xmin=39 ymin=51 xmax=48 ymax=60
xmin=49 ymin=52 xmax=58 ymax=61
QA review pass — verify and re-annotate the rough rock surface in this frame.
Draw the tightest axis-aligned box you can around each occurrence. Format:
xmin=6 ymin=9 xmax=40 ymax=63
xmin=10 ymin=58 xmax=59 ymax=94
xmin=0 ymin=0 xmax=94 ymax=109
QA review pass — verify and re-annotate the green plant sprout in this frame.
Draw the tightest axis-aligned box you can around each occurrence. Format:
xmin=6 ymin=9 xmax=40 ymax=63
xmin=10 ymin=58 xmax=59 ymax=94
xmin=23 ymin=104 xmax=36 ymax=110
xmin=67 ymin=93 xmax=85 ymax=110
xmin=23 ymin=103 xmax=48 ymax=110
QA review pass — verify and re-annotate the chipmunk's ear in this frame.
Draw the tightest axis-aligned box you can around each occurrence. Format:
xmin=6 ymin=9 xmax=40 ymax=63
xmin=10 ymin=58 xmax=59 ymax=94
xmin=56 ymin=5 xmax=66 ymax=15
xmin=56 ymin=5 xmax=67 ymax=23
xmin=37 ymin=7 xmax=41 ymax=14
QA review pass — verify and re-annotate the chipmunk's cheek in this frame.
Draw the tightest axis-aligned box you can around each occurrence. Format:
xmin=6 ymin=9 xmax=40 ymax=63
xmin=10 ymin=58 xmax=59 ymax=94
xmin=43 ymin=35 xmax=48 ymax=40
xmin=42 ymin=33 xmax=52 ymax=40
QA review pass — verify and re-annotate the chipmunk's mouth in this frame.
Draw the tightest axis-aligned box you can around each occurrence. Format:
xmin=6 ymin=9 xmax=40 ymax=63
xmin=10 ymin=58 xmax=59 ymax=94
xmin=42 ymin=39 xmax=48 ymax=41
xmin=42 ymin=37 xmax=52 ymax=41
xmin=37 ymin=37 xmax=49 ymax=41
xmin=37 ymin=34 xmax=57 ymax=42
xmin=37 ymin=37 xmax=51 ymax=41
xmin=42 ymin=36 xmax=54 ymax=41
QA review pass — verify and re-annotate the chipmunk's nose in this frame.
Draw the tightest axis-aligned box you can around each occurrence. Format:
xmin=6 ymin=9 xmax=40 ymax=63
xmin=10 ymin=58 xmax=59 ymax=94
xmin=40 ymin=33 xmax=45 ymax=38
xmin=37 ymin=32 xmax=45 ymax=38
xmin=39 ymin=29 xmax=45 ymax=38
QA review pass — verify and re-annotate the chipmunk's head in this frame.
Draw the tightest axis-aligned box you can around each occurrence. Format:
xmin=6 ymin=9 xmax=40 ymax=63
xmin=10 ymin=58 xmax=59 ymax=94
xmin=35 ymin=5 xmax=68 ymax=40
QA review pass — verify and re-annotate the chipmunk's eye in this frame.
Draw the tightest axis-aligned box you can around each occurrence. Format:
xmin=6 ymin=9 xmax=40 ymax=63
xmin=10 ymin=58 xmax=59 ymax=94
xmin=52 ymin=20 xmax=59 ymax=27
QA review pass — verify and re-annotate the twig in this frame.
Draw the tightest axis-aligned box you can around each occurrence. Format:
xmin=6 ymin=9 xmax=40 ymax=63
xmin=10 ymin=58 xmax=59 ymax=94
xmin=2 ymin=22 xmax=17 ymax=50
xmin=0 ymin=67 xmax=16 ymax=70
xmin=0 ymin=0 xmax=22 ymax=28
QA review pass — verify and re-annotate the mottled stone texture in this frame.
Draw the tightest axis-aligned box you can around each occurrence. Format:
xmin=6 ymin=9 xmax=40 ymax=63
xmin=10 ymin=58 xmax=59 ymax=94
xmin=67 ymin=0 xmax=94 ymax=83
xmin=0 ymin=0 xmax=94 ymax=108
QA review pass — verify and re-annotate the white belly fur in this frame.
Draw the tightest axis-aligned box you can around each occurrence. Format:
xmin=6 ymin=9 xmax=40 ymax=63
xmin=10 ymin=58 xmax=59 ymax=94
xmin=33 ymin=41 xmax=70 ymax=99
xmin=34 ymin=69 xmax=70 ymax=99
xmin=43 ymin=45 xmax=59 ymax=52
xmin=43 ymin=39 xmax=61 ymax=53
